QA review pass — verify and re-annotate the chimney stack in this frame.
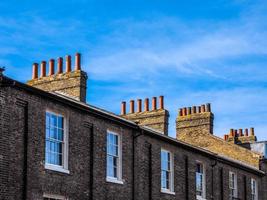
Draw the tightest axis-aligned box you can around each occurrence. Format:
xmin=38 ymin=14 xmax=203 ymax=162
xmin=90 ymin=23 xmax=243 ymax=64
xmin=121 ymin=96 xmax=169 ymax=135
xmin=27 ymin=53 xmax=88 ymax=102
xmin=176 ymin=103 xmax=214 ymax=139
xmin=225 ymin=128 xmax=257 ymax=144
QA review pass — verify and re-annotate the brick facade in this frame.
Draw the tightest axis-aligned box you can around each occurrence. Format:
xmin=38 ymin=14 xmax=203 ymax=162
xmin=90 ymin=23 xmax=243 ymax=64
xmin=1 ymin=64 xmax=267 ymax=200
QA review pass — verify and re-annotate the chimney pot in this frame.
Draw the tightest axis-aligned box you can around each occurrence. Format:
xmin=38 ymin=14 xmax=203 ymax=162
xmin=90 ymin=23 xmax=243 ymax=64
xmin=192 ymin=106 xmax=196 ymax=114
xmin=182 ymin=107 xmax=187 ymax=116
xmin=58 ymin=57 xmax=63 ymax=74
xmin=144 ymin=98 xmax=149 ymax=112
xmin=250 ymin=127 xmax=255 ymax=136
xmin=32 ymin=63 xmax=38 ymax=79
xmin=137 ymin=99 xmax=142 ymax=112
xmin=66 ymin=55 xmax=71 ymax=72
xmin=206 ymin=103 xmax=211 ymax=112
xmin=239 ymin=129 xmax=243 ymax=136
xmin=121 ymin=101 xmax=126 ymax=115
xmin=179 ymin=108 xmax=183 ymax=116
xmin=224 ymin=134 xmax=229 ymax=141
xmin=187 ymin=107 xmax=192 ymax=115
xmin=75 ymin=53 xmax=81 ymax=70
xmin=40 ymin=61 xmax=46 ymax=78
xmin=152 ymin=97 xmax=157 ymax=110
xmin=234 ymin=130 xmax=238 ymax=137
xmin=159 ymin=96 xmax=164 ymax=109
xmin=49 ymin=59 xmax=55 ymax=76
xmin=201 ymin=105 xmax=206 ymax=113
xmin=245 ymin=129 xmax=249 ymax=136
xmin=130 ymin=100 xmax=135 ymax=114
xmin=230 ymin=129 xmax=234 ymax=137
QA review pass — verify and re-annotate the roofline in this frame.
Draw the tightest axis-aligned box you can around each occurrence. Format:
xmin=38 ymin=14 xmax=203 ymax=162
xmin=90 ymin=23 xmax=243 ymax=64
xmin=0 ymin=75 xmax=138 ymax=129
xmin=1 ymin=75 xmax=265 ymax=176
xmin=141 ymin=126 xmax=265 ymax=176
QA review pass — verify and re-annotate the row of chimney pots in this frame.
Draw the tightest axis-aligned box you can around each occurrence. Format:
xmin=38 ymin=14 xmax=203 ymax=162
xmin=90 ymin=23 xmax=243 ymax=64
xmin=32 ymin=53 xmax=81 ymax=79
xmin=224 ymin=128 xmax=255 ymax=140
xmin=121 ymin=96 xmax=164 ymax=115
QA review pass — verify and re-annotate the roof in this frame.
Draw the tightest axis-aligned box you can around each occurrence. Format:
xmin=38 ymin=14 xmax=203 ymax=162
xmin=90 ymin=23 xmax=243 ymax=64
xmin=0 ymin=74 xmax=265 ymax=176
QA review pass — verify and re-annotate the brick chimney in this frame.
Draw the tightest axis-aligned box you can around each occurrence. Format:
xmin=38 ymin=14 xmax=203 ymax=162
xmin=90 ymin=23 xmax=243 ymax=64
xmin=27 ymin=53 xmax=88 ymax=102
xmin=121 ymin=96 xmax=169 ymax=135
xmin=176 ymin=103 xmax=214 ymax=139
xmin=223 ymin=128 xmax=257 ymax=144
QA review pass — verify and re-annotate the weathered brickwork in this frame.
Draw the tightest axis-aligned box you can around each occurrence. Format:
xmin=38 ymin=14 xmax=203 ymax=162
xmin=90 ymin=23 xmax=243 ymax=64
xmin=0 ymin=87 xmax=10 ymax=200
xmin=224 ymin=128 xmax=257 ymax=144
xmin=176 ymin=104 xmax=261 ymax=168
xmin=27 ymin=54 xmax=88 ymax=102
xmin=121 ymin=97 xmax=169 ymax=135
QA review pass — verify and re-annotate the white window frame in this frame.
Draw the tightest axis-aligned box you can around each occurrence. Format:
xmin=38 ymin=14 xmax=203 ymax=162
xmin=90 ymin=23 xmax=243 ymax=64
xmin=43 ymin=193 xmax=67 ymax=200
xmin=229 ymin=171 xmax=238 ymax=199
xmin=106 ymin=130 xmax=123 ymax=184
xmin=45 ymin=110 xmax=69 ymax=174
xmin=161 ymin=149 xmax=175 ymax=195
xmin=251 ymin=178 xmax=258 ymax=200
xmin=196 ymin=161 xmax=206 ymax=200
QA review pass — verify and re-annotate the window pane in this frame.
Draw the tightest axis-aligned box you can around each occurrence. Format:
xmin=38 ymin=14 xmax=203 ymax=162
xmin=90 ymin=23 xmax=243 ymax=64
xmin=106 ymin=133 xmax=120 ymax=179
xmin=46 ymin=113 xmax=50 ymax=128
xmin=45 ymin=112 xmax=64 ymax=167
xmin=58 ymin=116 xmax=64 ymax=129
xmin=161 ymin=150 xmax=172 ymax=190
xmin=50 ymin=114 xmax=57 ymax=127
xmin=58 ymin=129 xmax=63 ymax=141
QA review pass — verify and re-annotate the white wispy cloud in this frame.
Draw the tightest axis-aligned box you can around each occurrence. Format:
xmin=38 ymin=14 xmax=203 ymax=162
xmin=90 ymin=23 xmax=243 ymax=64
xmin=84 ymin=2 xmax=267 ymax=139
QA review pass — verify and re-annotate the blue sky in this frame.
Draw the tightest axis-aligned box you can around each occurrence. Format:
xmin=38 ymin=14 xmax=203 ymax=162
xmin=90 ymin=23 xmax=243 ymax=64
xmin=1 ymin=0 xmax=267 ymax=140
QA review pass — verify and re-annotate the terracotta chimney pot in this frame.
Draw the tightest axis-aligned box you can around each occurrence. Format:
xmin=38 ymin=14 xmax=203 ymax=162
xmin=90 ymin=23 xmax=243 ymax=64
xmin=152 ymin=97 xmax=157 ymax=110
xmin=57 ymin=57 xmax=63 ymax=74
xmin=40 ymin=61 xmax=46 ymax=78
xmin=66 ymin=55 xmax=71 ymax=72
xmin=137 ymin=99 xmax=142 ymax=112
xmin=75 ymin=53 xmax=81 ymax=70
xmin=121 ymin=102 xmax=126 ymax=115
xmin=144 ymin=98 xmax=149 ymax=112
xmin=130 ymin=100 xmax=135 ymax=114
xmin=32 ymin=63 xmax=38 ymax=79
xmin=49 ymin=59 xmax=55 ymax=76
xmin=159 ymin=96 xmax=164 ymax=109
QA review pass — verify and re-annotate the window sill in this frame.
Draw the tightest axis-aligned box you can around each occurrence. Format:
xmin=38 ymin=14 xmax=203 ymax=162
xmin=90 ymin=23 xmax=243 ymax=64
xmin=45 ymin=164 xmax=70 ymax=174
xmin=106 ymin=177 xmax=124 ymax=185
xmin=161 ymin=189 xmax=175 ymax=195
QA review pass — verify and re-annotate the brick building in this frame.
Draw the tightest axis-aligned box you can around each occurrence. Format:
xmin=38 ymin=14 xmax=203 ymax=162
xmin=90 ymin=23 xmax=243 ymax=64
xmin=0 ymin=53 xmax=267 ymax=200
